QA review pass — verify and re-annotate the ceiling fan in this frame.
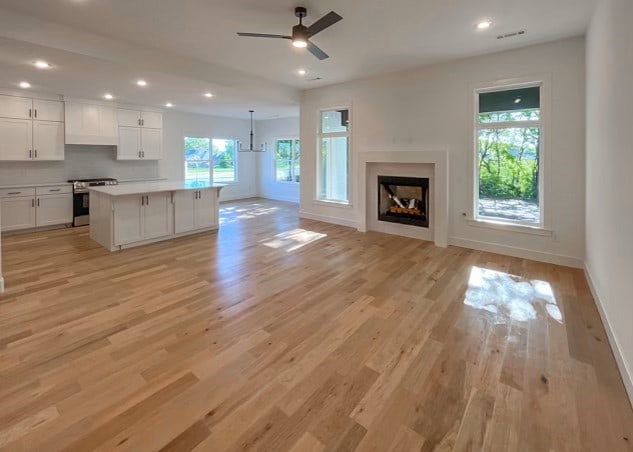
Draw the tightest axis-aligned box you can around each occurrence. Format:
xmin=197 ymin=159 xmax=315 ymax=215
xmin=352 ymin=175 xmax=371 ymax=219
xmin=237 ymin=7 xmax=342 ymax=60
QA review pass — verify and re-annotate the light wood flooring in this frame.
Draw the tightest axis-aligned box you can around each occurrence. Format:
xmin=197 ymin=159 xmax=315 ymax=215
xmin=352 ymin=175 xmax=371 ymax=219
xmin=0 ymin=198 xmax=631 ymax=451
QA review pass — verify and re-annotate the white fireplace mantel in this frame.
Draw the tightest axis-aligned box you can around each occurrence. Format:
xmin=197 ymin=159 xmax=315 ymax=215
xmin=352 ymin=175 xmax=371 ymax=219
xmin=357 ymin=150 xmax=449 ymax=247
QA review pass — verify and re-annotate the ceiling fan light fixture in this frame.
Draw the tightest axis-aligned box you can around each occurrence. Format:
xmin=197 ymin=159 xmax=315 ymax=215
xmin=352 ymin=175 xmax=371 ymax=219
xmin=291 ymin=24 xmax=308 ymax=48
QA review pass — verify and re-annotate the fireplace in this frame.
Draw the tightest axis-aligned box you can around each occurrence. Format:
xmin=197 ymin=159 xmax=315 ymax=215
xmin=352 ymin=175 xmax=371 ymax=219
xmin=378 ymin=175 xmax=429 ymax=228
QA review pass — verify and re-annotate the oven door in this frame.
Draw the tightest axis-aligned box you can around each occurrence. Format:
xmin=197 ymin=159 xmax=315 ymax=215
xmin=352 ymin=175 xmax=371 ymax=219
xmin=73 ymin=190 xmax=90 ymax=226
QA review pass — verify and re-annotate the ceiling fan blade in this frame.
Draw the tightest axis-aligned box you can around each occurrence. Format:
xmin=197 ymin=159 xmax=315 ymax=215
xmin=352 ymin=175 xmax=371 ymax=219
xmin=307 ymin=41 xmax=329 ymax=60
xmin=307 ymin=11 xmax=343 ymax=37
xmin=237 ymin=32 xmax=291 ymax=39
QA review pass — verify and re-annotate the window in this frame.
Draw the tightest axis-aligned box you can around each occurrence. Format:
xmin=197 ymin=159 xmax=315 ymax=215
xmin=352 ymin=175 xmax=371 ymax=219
xmin=318 ymin=109 xmax=350 ymax=203
xmin=475 ymin=85 xmax=542 ymax=225
xmin=275 ymin=139 xmax=300 ymax=183
xmin=184 ymin=137 xmax=211 ymax=182
xmin=212 ymin=138 xmax=237 ymax=183
xmin=184 ymin=137 xmax=237 ymax=183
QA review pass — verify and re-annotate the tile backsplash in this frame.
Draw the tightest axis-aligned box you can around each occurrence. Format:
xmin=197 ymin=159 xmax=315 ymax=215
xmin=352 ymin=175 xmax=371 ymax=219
xmin=0 ymin=145 xmax=160 ymax=186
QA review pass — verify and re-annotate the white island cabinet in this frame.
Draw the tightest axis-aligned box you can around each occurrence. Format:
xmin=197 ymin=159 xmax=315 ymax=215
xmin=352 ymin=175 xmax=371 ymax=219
xmin=89 ymin=181 xmax=222 ymax=251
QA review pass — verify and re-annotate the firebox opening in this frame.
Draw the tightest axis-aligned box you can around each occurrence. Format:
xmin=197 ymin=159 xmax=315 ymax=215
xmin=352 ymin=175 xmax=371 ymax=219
xmin=378 ymin=176 xmax=429 ymax=228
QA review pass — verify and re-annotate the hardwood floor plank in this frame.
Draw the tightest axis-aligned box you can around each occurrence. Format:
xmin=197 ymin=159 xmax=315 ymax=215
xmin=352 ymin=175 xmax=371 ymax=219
xmin=0 ymin=199 xmax=630 ymax=451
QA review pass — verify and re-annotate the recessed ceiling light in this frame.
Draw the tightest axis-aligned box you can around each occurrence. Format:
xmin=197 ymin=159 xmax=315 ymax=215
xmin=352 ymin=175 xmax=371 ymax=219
xmin=297 ymin=69 xmax=306 ymax=75
xmin=204 ymin=92 xmax=213 ymax=98
xmin=34 ymin=60 xmax=51 ymax=69
xmin=103 ymin=93 xmax=114 ymax=100
xmin=136 ymin=79 xmax=147 ymax=87
xmin=165 ymin=102 xmax=173 ymax=108
xmin=19 ymin=81 xmax=31 ymax=89
xmin=476 ymin=20 xmax=493 ymax=30
xmin=514 ymin=97 xmax=522 ymax=104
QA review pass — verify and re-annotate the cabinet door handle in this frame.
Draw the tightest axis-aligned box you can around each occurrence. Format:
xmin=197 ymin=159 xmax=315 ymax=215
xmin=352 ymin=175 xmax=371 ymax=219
xmin=34 ymin=149 xmax=38 ymax=158
xmin=31 ymin=199 xmax=34 ymax=207
xmin=29 ymin=108 xmax=32 ymax=118
xmin=34 ymin=109 xmax=37 ymax=118
xmin=141 ymin=151 xmax=144 ymax=158
xmin=29 ymin=150 xmax=32 ymax=159
xmin=49 ymin=189 xmax=61 ymax=192
xmin=141 ymin=119 xmax=144 ymax=126
xmin=141 ymin=195 xmax=144 ymax=206
xmin=7 ymin=192 xmax=21 ymax=195
xmin=37 ymin=198 xmax=40 ymax=207
xmin=145 ymin=195 xmax=149 ymax=205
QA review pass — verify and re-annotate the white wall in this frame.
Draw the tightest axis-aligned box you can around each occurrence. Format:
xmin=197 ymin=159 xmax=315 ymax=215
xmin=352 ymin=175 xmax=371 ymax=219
xmin=586 ymin=0 xmax=633 ymax=401
xmin=300 ymin=38 xmax=586 ymax=267
xmin=161 ymin=110 xmax=258 ymax=201
xmin=255 ymin=117 xmax=300 ymax=203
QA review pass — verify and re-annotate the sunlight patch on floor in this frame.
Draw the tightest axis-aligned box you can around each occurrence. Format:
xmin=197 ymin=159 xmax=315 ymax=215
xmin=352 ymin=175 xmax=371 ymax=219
xmin=219 ymin=204 xmax=280 ymax=225
xmin=260 ymin=228 xmax=327 ymax=252
xmin=464 ymin=266 xmax=561 ymax=324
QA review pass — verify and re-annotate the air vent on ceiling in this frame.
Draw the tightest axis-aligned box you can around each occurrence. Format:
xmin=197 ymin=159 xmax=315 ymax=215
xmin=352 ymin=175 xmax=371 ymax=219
xmin=497 ymin=30 xmax=527 ymax=40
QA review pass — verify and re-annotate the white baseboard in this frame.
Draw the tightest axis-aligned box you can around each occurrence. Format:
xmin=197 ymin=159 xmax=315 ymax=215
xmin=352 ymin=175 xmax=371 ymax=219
xmin=299 ymin=210 xmax=358 ymax=229
xmin=584 ymin=264 xmax=633 ymax=406
xmin=449 ymin=236 xmax=584 ymax=268
xmin=0 ymin=276 xmax=4 ymax=294
xmin=259 ymin=192 xmax=300 ymax=204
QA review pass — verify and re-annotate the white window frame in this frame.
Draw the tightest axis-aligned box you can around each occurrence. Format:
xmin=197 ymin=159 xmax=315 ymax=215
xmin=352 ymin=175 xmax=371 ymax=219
xmin=316 ymin=106 xmax=351 ymax=206
xmin=212 ymin=137 xmax=239 ymax=185
xmin=274 ymin=137 xmax=300 ymax=184
xmin=473 ymin=80 xmax=546 ymax=230
xmin=184 ymin=136 xmax=212 ymax=182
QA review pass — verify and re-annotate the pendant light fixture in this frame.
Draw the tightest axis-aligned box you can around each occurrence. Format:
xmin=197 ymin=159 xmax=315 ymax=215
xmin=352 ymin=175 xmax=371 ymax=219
xmin=239 ymin=110 xmax=267 ymax=152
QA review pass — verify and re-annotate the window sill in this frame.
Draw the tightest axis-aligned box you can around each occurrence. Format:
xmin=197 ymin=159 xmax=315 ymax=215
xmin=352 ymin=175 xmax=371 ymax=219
xmin=313 ymin=199 xmax=353 ymax=209
xmin=466 ymin=218 xmax=553 ymax=237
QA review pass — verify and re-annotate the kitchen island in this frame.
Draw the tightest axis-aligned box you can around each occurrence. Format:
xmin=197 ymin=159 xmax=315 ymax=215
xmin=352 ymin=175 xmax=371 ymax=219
xmin=89 ymin=181 xmax=223 ymax=251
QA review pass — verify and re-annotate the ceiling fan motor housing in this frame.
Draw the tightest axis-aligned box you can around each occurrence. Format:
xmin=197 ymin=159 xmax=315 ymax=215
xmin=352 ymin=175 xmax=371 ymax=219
xmin=292 ymin=24 xmax=308 ymax=42
xmin=294 ymin=7 xmax=307 ymax=19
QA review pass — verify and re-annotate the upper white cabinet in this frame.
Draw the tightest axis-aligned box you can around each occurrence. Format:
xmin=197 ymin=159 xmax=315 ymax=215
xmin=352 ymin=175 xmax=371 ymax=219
xmin=116 ymin=108 xmax=163 ymax=160
xmin=0 ymin=95 xmax=32 ymax=119
xmin=33 ymin=99 xmax=65 ymax=122
xmin=33 ymin=121 xmax=65 ymax=161
xmin=0 ymin=118 xmax=32 ymax=160
xmin=0 ymin=95 xmax=65 ymax=161
xmin=117 ymin=109 xmax=162 ymax=129
xmin=65 ymin=101 xmax=118 ymax=145
xmin=140 ymin=111 xmax=162 ymax=129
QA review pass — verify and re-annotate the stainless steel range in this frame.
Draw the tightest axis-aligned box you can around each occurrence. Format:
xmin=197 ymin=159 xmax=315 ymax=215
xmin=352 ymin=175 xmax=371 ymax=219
xmin=69 ymin=178 xmax=118 ymax=226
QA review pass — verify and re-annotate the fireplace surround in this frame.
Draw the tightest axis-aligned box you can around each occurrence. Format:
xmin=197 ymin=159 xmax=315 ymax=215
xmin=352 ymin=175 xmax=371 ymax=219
xmin=357 ymin=149 xmax=449 ymax=247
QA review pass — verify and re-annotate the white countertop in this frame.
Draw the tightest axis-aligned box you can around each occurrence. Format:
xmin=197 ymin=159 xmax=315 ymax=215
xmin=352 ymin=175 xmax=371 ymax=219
xmin=0 ymin=182 xmax=72 ymax=189
xmin=89 ymin=180 xmax=224 ymax=196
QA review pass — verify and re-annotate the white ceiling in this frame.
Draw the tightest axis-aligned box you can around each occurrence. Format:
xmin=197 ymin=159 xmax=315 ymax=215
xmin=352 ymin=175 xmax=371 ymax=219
xmin=0 ymin=0 xmax=596 ymax=118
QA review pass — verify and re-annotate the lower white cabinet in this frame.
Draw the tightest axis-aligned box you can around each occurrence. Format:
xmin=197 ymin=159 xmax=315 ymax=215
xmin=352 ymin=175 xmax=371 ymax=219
xmin=174 ymin=188 xmax=218 ymax=233
xmin=90 ymin=186 xmax=221 ymax=252
xmin=36 ymin=194 xmax=73 ymax=227
xmin=0 ymin=185 xmax=72 ymax=232
xmin=113 ymin=192 xmax=172 ymax=246
xmin=1 ymin=197 xmax=36 ymax=231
